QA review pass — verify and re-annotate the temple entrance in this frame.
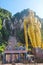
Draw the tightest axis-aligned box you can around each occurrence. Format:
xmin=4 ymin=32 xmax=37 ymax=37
xmin=3 ymin=51 xmax=27 ymax=64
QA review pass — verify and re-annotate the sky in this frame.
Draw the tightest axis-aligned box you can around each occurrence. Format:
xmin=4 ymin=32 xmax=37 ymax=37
xmin=0 ymin=0 xmax=43 ymax=18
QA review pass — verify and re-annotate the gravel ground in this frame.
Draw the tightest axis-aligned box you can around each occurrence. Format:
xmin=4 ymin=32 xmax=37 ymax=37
xmin=0 ymin=61 xmax=43 ymax=65
xmin=1 ymin=63 xmax=43 ymax=65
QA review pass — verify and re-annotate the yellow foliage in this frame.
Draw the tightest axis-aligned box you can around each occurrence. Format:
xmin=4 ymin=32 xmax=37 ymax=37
xmin=17 ymin=42 xmax=23 ymax=47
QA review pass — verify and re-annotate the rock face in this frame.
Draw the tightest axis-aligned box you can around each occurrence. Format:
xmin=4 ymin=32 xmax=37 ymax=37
xmin=6 ymin=36 xmax=17 ymax=50
xmin=0 ymin=8 xmax=43 ymax=47
xmin=1 ymin=8 xmax=43 ymax=44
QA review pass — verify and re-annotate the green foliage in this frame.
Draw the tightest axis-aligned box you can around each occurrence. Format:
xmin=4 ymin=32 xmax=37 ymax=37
xmin=0 ymin=44 xmax=5 ymax=53
xmin=5 ymin=19 xmax=11 ymax=33
xmin=0 ymin=18 xmax=2 ymax=45
xmin=0 ymin=8 xmax=12 ymax=52
xmin=0 ymin=18 xmax=2 ymax=24
xmin=0 ymin=25 xmax=2 ymax=30
xmin=2 ymin=27 xmax=10 ymax=41
xmin=0 ymin=8 xmax=12 ymax=19
xmin=0 ymin=18 xmax=2 ymax=30
xmin=0 ymin=32 xmax=2 ymax=46
xmin=16 ymin=29 xmax=25 ymax=43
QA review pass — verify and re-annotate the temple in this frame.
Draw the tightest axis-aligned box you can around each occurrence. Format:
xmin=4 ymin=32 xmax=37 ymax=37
xmin=2 ymin=36 xmax=27 ymax=64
